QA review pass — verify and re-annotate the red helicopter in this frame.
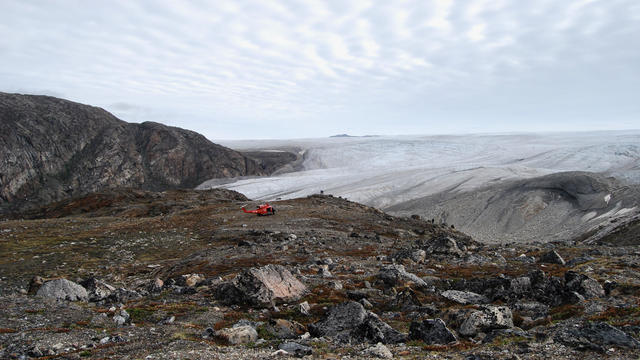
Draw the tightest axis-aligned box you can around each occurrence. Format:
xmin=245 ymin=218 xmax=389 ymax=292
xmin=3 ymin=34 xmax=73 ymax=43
xmin=242 ymin=203 xmax=276 ymax=216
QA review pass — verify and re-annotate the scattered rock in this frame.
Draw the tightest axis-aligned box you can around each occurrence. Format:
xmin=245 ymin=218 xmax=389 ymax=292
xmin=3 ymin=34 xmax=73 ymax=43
xmin=80 ymin=277 xmax=115 ymax=302
xmin=264 ymin=319 xmax=306 ymax=339
xmin=361 ymin=342 xmax=393 ymax=358
xmin=213 ymin=264 xmax=307 ymax=307
xmin=409 ymin=319 xmax=457 ymax=345
xmin=278 ymin=342 xmax=312 ymax=357
xmin=392 ymin=249 xmax=426 ymax=263
xmin=441 ymin=290 xmax=489 ymax=305
xmin=36 ymin=279 xmax=88 ymax=302
xmin=215 ymin=325 xmax=258 ymax=345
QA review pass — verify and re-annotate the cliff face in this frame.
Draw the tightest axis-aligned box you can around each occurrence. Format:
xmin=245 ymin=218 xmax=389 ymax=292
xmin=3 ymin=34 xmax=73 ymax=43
xmin=0 ymin=92 xmax=264 ymax=211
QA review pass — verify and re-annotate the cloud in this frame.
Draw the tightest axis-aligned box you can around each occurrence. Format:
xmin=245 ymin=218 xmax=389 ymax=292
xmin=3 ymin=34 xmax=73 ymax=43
xmin=0 ymin=0 xmax=638 ymax=139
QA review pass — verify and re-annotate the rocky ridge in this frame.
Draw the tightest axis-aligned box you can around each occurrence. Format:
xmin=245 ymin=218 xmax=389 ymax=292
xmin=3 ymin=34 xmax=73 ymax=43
xmin=0 ymin=92 xmax=291 ymax=214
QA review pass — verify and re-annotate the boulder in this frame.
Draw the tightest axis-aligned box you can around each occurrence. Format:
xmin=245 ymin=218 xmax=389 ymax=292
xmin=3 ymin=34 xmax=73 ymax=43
xmin=564 ymin=271 xmax=604 ymax=299
xmin=539 ymin=250 xmax=566 ymax=265
xmin=426 ymin=236 xmax=463 ymax=256
xmin=213 ymin=264 xmax=307 ymax=307
xmin=36 ymin=279 xmax=88 ymax=302
xmin=409 ymin=319 xmax=457 ymax=345
xmin=215 ymin=325 xmax=258 ymax=345
xmin=459 ymin=306 xmax=514 ymax=337
xmin=376 ymin=265 xmax=430 ymax=289
xmin=509 ymin=277 xmax=532 ymax=296
xmin=309 ymin=301 xmax=407 ymax=344
xmin=441 ymin=290 xmax=489 ymax=305
xmin=554 ymin=321 xmax=640 ymax=351
xmin=80 ymin=277 xmax=115 ymax=302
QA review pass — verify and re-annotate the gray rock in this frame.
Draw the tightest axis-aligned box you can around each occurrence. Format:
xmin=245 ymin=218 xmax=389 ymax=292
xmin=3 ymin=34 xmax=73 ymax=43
xmin=36 ymin=279 xmax=88 ymax=302
xmin=509 ymin=277 xmax=531 ymax=296
xmin=108 ymin=288 xmax=142 ymax=303
xmin=426 ymin=236 xmax=463 ymax=256
xmin=113 ymin=315 xmax=126 ymax=326
xmin=539 ymin=250 xmax=566 ymax=265
xmin=361 ymin=342 xmax=393 ymax=358
xmin=278 ymin=342 xmax=312 ymax=357
xmin=376 ymin=264 xmax=430 ymax=289
xmin=513 ymin=301 xmax=549 ymax=320
xmin=564 ymin=271 xmax=604 ymax=299
xmin=441 ymin=290 xmax=489 ymax=305
xmin=555 ymin=321 xmax=640 ymax=351
xmin=459 ymin=306 xmax=514 ymax=337
xmin=215 ymin=325 xmax=258 ymax=344
xmin=360 ymin=298 xmax=374 ymax=309
xmin=409 ymin=319 xmax=457 ymax=345
xmin=213 ymin=264 xmax=307 ymax=307
xmin=309 ymin=301 xmax=407 ymax=344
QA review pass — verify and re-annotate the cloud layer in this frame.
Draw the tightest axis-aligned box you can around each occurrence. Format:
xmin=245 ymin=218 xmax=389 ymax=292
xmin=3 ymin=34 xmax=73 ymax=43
xmin=1 ymin=0 xmax=638 ymax=139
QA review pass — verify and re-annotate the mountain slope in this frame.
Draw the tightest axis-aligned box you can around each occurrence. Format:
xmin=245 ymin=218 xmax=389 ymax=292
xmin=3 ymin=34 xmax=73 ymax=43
xmin=387 ymin=171 xmax=640 ymax=243
xmin=0 ymin=92 xmax=265 ymax=212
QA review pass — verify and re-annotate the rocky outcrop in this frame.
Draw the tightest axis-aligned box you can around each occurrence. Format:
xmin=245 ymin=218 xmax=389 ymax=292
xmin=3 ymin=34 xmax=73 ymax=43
xmin=0 ymin=92 xmax=267 ymax=212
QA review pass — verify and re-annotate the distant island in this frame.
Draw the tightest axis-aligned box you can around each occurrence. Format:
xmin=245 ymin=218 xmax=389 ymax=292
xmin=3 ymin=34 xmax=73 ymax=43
xmin=330 ymin=134 xmax=379 ymax=138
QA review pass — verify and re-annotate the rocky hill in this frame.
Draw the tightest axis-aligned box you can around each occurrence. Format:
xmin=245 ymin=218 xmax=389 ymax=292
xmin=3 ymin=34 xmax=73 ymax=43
xmin=1 ymin=190 xmax=639 ymax=359
xmin=0 ymin=92 xmax=269 ymax=213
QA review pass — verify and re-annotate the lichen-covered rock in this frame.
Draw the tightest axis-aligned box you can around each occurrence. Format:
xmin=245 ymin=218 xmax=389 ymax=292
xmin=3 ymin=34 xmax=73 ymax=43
xmin=36 ymin=279 xmax=88 ymax=302
xmin=459 ymin=306 xmax=514 ymax=337
xmin=441 ymin=290 xmax=489 ymax=305
xmin=213 ymin=264 xmax=307 ymax=307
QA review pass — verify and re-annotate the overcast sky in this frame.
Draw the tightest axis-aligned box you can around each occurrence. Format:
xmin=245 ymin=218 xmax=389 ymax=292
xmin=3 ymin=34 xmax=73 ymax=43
xmin=1 ymin=0 xmax=639 ymax=139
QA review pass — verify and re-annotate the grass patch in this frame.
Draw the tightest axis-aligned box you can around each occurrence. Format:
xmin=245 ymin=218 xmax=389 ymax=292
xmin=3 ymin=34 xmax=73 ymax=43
xmin=550 ymin=304 xmax=584 ymax=322
xmin=588 ymin=306 xmax=640 ymax=326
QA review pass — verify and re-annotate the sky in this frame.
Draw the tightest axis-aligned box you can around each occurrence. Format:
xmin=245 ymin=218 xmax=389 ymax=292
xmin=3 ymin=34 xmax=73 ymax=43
xmin=1 ymin=0 xmax=639 ymax=140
